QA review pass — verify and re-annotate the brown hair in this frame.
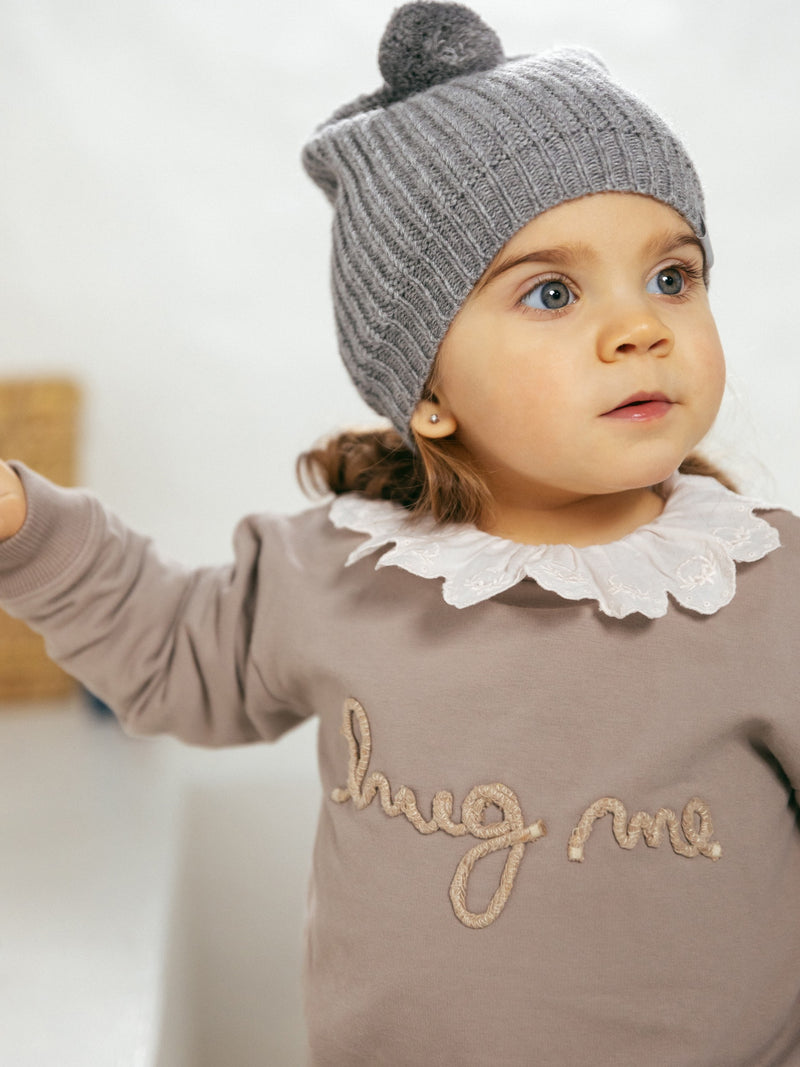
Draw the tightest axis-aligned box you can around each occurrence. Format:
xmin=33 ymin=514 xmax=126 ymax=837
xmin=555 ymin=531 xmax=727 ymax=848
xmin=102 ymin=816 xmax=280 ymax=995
xmin=298 ymin=424 xmax=735 ymax=526
xmin=297 ymin=424 xmax=486 ymax=525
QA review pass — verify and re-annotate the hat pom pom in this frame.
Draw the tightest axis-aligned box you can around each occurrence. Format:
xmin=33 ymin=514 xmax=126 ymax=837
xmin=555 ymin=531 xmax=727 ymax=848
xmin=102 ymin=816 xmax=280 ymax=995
xmin=378 ymin=2 xmax=504 ymax=101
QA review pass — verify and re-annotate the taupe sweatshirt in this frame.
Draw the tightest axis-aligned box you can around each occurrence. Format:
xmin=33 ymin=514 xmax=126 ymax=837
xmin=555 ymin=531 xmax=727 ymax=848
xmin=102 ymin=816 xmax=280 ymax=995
xmin=1 ymin=466 xmax=799 ymax=1066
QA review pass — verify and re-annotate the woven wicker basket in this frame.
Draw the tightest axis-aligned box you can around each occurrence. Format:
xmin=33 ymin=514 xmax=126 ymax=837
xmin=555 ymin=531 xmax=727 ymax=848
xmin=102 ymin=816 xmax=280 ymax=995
xmin=0 ymin=378 xmax=81 ymax=701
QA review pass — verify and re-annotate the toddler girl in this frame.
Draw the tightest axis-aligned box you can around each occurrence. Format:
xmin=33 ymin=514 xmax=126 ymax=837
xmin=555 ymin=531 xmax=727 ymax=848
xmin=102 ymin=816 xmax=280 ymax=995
xmin=1 ymin=3 xmax=798 ymax=1064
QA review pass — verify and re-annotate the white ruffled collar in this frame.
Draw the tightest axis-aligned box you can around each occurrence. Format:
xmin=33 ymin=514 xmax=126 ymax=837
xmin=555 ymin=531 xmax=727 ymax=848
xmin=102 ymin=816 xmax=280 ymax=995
xmin=328 ymin=473 xmax=781 ymax=619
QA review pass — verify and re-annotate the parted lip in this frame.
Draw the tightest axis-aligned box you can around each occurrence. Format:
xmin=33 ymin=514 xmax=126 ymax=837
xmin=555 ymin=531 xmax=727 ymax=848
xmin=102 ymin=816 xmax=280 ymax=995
xmin=604 ymin=391 xmax=672 ymax=414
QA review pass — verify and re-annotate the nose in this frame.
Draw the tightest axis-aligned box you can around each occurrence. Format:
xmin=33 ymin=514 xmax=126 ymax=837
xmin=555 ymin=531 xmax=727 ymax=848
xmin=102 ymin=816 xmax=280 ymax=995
xmin=597 ymin=304 xmax=673 ymax=363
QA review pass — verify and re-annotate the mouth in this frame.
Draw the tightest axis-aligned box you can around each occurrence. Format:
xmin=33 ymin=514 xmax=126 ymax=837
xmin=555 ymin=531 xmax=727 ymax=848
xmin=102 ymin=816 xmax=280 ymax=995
xmin=602 ymin=391 xmax=674 ymax=421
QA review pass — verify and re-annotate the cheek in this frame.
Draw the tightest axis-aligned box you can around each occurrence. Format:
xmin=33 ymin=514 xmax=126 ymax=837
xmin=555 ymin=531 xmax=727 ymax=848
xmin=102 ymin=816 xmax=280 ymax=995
xmin=437 ymin=336 xmax=515 ymax=421
xmin=698 ymin=332 xmax=727 ymax=412
xmin=679 ymin=310 xmax=725 ymax=412
xmin=465 ymin=365 xmax=559 ymax=434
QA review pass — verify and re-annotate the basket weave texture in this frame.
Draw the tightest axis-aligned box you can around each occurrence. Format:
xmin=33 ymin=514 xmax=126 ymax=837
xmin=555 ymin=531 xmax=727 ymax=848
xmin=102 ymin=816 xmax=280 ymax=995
xmin=0 ymin=379 xmax=81 ymax=701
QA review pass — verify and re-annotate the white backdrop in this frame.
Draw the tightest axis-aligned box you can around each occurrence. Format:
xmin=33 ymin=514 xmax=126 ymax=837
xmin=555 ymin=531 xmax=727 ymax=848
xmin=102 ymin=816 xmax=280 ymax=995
xmin=1 ymin=0 xmax=799 ymax=568
xmin=1 ymin=4 xmax=799 ymax=1064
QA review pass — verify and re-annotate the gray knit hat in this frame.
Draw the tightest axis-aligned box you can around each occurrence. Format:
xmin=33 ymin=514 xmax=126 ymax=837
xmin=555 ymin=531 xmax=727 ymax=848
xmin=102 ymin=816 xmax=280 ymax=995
xmin=302 ymin=1 xmax=710 ymax=436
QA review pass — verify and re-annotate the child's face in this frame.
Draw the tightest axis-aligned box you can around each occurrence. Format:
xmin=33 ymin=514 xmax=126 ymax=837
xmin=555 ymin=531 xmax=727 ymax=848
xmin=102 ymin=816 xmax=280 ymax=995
xmin=415 ymin=192 xmax=725 ymax=514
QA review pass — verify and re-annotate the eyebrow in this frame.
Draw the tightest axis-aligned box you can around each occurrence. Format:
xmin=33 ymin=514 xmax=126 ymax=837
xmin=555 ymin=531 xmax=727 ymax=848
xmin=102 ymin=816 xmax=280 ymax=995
xmin=474 ymin=229 xmax=707 ymax=295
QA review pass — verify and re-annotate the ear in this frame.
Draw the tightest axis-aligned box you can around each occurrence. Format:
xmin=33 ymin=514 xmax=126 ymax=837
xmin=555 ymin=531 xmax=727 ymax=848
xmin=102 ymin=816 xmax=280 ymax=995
xmin=409 ymin=397 xmax=457 ymax=439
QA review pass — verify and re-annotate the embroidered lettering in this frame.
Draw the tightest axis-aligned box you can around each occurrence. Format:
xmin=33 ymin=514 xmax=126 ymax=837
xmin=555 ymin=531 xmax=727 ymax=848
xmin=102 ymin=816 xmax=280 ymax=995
xmin=332 ymin=697 xmax=546 ymax=929
xmin=567 ymin=796 xmax=722 ymax=863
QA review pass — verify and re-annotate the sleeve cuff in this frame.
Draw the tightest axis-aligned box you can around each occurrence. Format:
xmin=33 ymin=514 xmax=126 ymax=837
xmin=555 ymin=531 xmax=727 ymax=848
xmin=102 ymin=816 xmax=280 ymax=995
xmin=0 ymin=463 xmax=100 ymax=602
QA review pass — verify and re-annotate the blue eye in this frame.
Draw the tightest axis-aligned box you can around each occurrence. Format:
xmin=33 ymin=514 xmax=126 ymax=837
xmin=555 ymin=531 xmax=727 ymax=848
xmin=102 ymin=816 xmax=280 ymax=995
xmin=647 ymin=267 xmax=685 ymax=296
xmin=522 ymin=279 xmax=575 ymax=311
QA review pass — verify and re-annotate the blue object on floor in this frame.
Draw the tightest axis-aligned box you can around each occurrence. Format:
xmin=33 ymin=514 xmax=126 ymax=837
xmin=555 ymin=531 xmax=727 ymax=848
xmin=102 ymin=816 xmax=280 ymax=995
xmin=83 ymin=688 xmax=114 ymax=717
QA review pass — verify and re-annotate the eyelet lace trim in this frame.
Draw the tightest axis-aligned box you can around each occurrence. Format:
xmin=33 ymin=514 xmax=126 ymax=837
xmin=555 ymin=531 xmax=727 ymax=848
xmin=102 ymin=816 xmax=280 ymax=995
xmin=328 ymin=473 xmax=781 ymax=618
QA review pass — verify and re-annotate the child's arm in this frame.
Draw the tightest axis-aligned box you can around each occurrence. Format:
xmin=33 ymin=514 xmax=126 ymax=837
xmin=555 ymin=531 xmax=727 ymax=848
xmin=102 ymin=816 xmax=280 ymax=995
xmin=0 ymin=462 xmax=305 ymax=746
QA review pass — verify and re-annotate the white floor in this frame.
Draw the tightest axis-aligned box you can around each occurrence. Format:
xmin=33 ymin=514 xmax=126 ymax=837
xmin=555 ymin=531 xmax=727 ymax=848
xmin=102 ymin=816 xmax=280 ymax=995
xmin=0 ymin=697 xmax=320 ymax=1066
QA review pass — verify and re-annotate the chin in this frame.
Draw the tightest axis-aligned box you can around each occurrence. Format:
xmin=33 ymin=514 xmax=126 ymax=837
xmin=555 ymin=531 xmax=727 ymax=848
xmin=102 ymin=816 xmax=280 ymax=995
xmin=592 ymin=465 xmax=679 ymax=497
xmin=616 ymin=445 xmax=695 ymax=490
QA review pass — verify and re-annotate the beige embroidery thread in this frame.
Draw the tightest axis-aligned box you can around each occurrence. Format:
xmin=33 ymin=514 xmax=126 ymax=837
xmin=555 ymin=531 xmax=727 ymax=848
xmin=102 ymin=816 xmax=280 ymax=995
xmin=332 ymin=697 xmax=546 ymax=929
xmin=567 ymin=796 xmax=722 ymax=863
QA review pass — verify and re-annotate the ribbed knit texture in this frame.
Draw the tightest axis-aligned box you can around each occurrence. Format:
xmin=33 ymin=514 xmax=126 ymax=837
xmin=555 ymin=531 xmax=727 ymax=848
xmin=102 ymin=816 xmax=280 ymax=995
xmin=302 ymin=3 xmax=708 ymax=435
xmin=0 ymin=464 xmax=98 ymax=601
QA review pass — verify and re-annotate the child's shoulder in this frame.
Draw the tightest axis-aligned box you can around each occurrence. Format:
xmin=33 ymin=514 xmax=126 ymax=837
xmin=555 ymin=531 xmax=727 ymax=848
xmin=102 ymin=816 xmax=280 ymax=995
xmin=760 ymin=506 xmax=800 ymax=553
xmin=245 ymin=495 xmax=370 ymax=569
xmin=742 ymin=506 xmax=800 ymax=610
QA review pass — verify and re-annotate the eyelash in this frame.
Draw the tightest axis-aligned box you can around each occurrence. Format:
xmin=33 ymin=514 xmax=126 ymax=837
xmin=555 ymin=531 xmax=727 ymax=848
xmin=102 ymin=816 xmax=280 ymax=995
xmin=517 ymin=260 xmax=706 ymax=315
xmin=518 ymin=272 xmax=574 ymax=316
xmin=660 ymin=261 xmax=706 ymax=300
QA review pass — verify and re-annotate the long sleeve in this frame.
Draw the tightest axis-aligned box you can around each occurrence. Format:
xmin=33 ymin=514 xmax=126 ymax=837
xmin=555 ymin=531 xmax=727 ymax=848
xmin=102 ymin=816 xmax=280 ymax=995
xmin=0 ymin=465 xmax=307 ymax=745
